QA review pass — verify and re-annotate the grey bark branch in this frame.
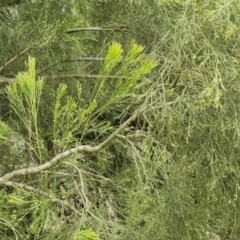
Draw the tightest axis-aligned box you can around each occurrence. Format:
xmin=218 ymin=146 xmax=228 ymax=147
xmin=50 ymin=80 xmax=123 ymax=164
xmin=0 ymin=44 xmax=34 ymax=73
xmin=0 ymin=76 xmax=14 ymax=83
xmin=0 ymin=108 xmax=140 ymax=184
xmin=0 ymin=102 xmax=173 ymax=185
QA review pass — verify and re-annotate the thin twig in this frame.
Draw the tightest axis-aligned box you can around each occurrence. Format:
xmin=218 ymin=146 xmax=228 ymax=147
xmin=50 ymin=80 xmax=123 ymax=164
xmin=48 ymin=74 xmax=128 ymax=80
xmin=25 ymin=106 xmax=38 ymax=166
xmin=169 ymin=60 xmax=186 ymax=89
xmin=36 ymin=57 xmax=105 ymax=76
xmin=61 ymin=162 xmax=112 ymax=182
xmin=0 ymin=45 xmax=35 ymax=73
xmin=0 ymin=217 xmax=20 ymax=240
xmin=65 ymin=26 xmax=129 ymax=34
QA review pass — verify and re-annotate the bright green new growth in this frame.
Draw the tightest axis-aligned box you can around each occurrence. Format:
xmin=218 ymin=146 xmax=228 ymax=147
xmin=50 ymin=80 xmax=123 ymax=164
xmin=0 ymin=42 xmax=156 ymax=239
xmin=7 ymin=57 xmax=44 ymax=129
xmin=6 ymin=57 xmax=45 ymax=163
xmin=93 ymin=41 xmax=156 ymax=113
xmin=71 ymin=228 xmax=99 ymax=240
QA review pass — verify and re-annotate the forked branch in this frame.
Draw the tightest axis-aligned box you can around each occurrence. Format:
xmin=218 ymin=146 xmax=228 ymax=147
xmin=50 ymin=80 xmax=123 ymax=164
xmin=0 ymin=102 xmax=173 ymax=185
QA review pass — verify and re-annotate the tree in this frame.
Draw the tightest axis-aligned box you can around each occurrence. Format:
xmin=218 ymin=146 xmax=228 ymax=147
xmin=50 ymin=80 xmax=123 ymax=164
xmin=1 ymin=0 xmax=240 ymax=239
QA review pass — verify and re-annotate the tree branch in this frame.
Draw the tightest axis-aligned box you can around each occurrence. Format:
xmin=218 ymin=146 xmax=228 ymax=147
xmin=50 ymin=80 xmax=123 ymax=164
xmin=0 ymin=108 xmax=139 ymax=183
xmin=0 ymin=102 xmax=173 ymax=184
xmin=0 ymin=44 xmax=35 ymax=73
xmin=0 ymin=74 xmax=125 ymax=83
xmin=65 ymin=26 xmax=129 ymax=34
xmin=36 ymin=57 xmax=105 ymax=76
xmin=48 ymin=74 xmax=128 ymax=80
xmin=0 ymin=76 xmax=14 ymax=83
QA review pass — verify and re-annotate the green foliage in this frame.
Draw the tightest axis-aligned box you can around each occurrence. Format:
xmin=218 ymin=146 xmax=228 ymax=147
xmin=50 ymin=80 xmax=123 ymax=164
xmin=7 ymin=57 xmax=44 ymax=129
xmin=89 ymin=0 xmax=240 ymax=239
xmin=92 ymin=41 xmax=156 ymax=114
xmin=71 ymin=229 xmax=99 ymax=240
xmin=6 ymin=57 xmax=46 ymax=164
xmin=52 ymin=41 xmax=156 ymax=152
xmin=53 ymin=83 xmax=97 ymax=150
xmin=0 ymin=38 xmax=156 ymax=239
xmin=1 ymin=0 xmax=240 ymax=239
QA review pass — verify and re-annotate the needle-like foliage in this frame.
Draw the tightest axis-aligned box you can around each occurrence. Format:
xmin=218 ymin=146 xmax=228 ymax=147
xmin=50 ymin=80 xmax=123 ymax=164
xmin=1 ymin=0 xmax=240 ymax=239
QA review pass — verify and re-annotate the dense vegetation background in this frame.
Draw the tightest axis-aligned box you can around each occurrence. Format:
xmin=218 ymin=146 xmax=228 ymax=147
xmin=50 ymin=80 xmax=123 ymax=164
xmin=1 ymin=0 xmax=240 ymax=239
